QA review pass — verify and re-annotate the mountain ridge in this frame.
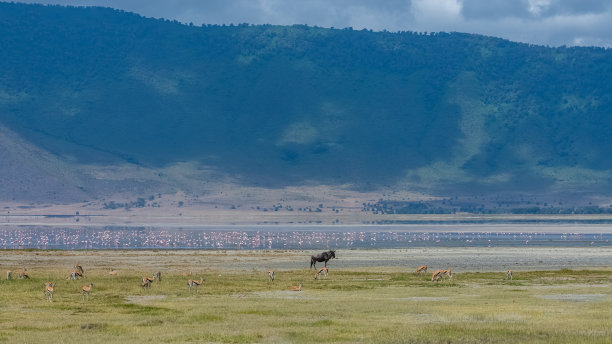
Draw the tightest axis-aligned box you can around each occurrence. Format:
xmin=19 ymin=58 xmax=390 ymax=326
xmin=1 ymin=2 xmax=612 ymax=204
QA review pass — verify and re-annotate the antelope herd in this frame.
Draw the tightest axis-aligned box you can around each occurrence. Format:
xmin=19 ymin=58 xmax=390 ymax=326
xmin=3 ymin=253 xmax=520 ymax=302
xmin=3 ymin=263 xmax=194 ymax=301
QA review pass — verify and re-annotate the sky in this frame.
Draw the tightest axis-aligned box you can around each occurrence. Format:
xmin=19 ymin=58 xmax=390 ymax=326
xmin=11 ymin=0 xmax=612 ymax=47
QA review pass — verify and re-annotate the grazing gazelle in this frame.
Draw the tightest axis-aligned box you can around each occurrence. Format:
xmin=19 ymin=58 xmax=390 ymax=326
xmin=314 ymin=267 xmax=328 ymax=280
xmin=109 ymin=268 xmax=117 ymax=276
xmin=81 ymin=283 xmax=94 ymax=300
xmin=443 ymin=269 xmax=452 ymax=280
xmin=507 ymin=270 xmax=513 ymax=280
xmin=154 ymin=271 xmax=162 ymax=283
xmin=187 ymin=278 xmax=205 ymax=294
xmin=268 ymin=270 xmax=275 ymax=282
xmin=10 ymin=268 xmax=29 ymax=279
xmin=431 ymin=269 xmax=452 ymax=282
xmin=415 ymin=265 xmax=428 ymax=274
xmin=44 ymin=282 xmax=55 ymax=302
xmin=289 ymin=282 xmax=303 ymax=291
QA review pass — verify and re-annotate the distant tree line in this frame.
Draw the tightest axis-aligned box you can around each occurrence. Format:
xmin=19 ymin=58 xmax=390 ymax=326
xmin=103 ymin=198 xmax=148 ymax=210
xmin=366 ymin=201 xmax=612 ymax=215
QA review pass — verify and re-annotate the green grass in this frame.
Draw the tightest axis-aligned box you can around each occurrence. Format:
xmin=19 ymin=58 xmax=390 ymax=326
xmin=0 ymin=264 xmax=611 ymax=343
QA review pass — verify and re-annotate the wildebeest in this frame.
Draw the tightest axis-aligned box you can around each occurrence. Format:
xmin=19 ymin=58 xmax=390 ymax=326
xmin=310 ymin=250 xmax=336 ymax=269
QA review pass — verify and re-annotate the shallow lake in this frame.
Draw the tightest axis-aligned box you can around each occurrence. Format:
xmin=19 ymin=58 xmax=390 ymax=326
xmin=1 ymin=224 xmax=610 ymax=250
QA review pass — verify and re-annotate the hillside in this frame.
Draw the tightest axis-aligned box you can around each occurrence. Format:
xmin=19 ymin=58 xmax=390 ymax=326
xmin=1 ymin=2 xmax=612 ymax=205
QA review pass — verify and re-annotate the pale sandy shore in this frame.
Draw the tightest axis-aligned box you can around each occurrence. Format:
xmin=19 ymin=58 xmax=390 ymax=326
xmin=2 ymin=222 xmax=612 ymax=233
xmin=3 ymin=206 xmax=612 ymax=227
xmin=1 ymin=247 xmax=610 ymax=275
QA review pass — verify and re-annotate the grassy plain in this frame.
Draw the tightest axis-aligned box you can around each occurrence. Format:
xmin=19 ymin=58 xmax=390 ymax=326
xmin=0 ymin=250 xmax=611 ymax=343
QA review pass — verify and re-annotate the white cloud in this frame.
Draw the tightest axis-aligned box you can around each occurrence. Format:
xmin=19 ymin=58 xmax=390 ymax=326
xmin=527 ymin=0 xmax=552 ymax=16
xmin=412 ymin=0 xmax=462 ymax=20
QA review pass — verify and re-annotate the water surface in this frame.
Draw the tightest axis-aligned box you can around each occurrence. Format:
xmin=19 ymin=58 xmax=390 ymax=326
xmin=1 ymin=225 xmax=610 ymax=250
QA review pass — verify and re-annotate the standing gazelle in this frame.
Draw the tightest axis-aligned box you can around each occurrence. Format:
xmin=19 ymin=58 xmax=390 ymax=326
xmin=188 ymin=278 xmax=205 ymax=294
xmin=314 ymin=267 xmax=328 ymax=280
xmin=142 ymin=276 xmax=155 ymax=285
xmin=44 ymin=282 xmax=55 ymax=302
xmin=81 ymin=283 xmax=94 ymax=300
xmin=268 ymin=270 xmax=275 ymax=282
xmin=507 ymin=270 xmax=513 ymax=280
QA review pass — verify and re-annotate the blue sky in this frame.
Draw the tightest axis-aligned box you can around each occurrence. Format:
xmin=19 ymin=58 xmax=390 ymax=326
xmin=11 ymin=0 xmax=612 ymax=47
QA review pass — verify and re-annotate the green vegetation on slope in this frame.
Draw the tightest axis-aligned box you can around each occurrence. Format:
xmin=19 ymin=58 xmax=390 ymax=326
xmin=1 ymin=2 xmax=612 ymax=196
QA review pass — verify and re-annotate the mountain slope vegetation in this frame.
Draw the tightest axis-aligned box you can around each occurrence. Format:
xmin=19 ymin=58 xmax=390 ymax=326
xmin=1 ymin=2 xmax=612 ymax=202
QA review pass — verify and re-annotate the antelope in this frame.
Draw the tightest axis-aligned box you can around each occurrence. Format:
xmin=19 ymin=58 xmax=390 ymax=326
xmin=154 ymin=271 xmax=162 ymax=282
xmin=268 ymin=270 xmax=275 ymax=282
xmin=74 ymin=264 xmax=84 ymax=276
xmin=415 ymin=265 xmax=428 ymax=274
xmin=81 ymin=283 xmax=94 ymax=300
xmin=444 ymin=269 xmax=452 ymax=279
xmin=187 ymin=278 xmax=205 ymax=294
xmin=142 ymin=276 xmax=155 ymax=285
xmin=431 ymin=270 xmax=444 ymax=282
xmin=182 ymin=271 xmax=193 ymax=277
xmin=109 ymin=268 xmax=117 ymax=276
xmin=507 ymin=270 xmax=513 ymax=280
xmin=68 ymin=270 xmax=83 ymax=280
xmin=432 ymin=269 xmax=452 ymax=282
xmin=44 ymin=282 xmax=55 ymax=302
xmin=289 ymin=282 xmax=303 ymax=291
xmin=141 ymin=279 xmax=152 ymax=289
xmin=314 ymin=267 xmax=328 ymax=280
xmin=11 ymin=268 xmax=29 ymax=279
